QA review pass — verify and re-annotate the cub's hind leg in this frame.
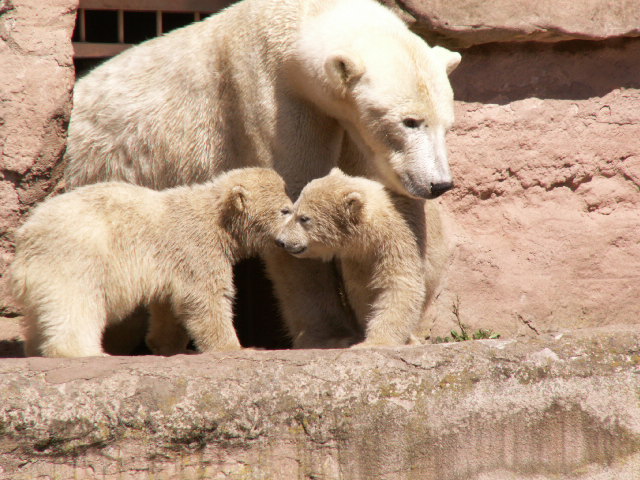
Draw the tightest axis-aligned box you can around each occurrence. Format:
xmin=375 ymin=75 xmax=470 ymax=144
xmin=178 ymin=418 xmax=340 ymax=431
xmin=30 ymin=284 xmax=108 ymax=358
xmin=21 ymin=311 xmax=46 ymax=357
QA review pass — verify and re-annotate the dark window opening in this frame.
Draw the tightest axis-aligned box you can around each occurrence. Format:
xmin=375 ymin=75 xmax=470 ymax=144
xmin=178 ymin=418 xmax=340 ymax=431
xmin=75 ymin=58 xmax=108 ymax=77
xmin=124 ymin=11 xmax=156 ymax=44
xmin=84 ymin=10 xmax=119 ymax=43
xmin=162 ymin=12 xmax=196 ymax=33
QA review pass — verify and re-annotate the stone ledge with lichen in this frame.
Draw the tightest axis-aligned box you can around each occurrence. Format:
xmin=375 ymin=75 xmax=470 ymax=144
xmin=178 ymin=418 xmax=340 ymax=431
xmin=1 ymin=327 xmax=640 ymax=479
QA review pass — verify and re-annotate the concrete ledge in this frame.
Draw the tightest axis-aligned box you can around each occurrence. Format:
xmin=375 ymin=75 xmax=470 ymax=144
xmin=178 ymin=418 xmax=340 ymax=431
xmin=1 ymin=328 xmax=640 ymax=479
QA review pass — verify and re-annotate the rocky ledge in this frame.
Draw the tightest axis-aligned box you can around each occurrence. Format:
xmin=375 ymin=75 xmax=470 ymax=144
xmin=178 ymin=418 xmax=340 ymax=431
xmin=1 ymin=327 xmax=640 ymax=479
xmin=385 ymin=0 xmax=640 ymax=47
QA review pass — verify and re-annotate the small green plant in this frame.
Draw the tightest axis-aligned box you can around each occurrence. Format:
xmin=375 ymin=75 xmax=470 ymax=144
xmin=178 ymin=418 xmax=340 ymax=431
xmin=434 ymin=296 xmax=500 ymax=344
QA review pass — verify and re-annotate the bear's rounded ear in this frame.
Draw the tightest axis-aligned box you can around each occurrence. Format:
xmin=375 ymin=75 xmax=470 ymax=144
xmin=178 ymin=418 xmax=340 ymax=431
xmin=230 ymin=185 xmax=248 ymax=211
xmin=325 ymin=52 xmax=364 ymax=90
xmin=345 ymin=191 xmax=363 ymax=222
xmin=329 ymin=167 xmax=345 ymax=177
xmin=432 ymin=46 xmax=461 ymax=75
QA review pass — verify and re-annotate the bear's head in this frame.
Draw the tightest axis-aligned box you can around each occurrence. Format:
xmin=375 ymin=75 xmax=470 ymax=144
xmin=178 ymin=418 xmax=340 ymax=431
xmin=222 ymin=168 xmax=293 ymax=247
xmin=275 ymin=168 xmax=381 ymax=260
xmin=296 ymin=5 xmax=461 ymax=200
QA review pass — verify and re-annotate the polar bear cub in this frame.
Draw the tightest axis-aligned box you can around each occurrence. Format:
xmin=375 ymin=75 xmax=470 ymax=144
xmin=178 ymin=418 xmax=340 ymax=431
xmin=9 ymin=168 xmax=292 ymax=357
xmin=276 ymin=168 xmax=428 ymax=347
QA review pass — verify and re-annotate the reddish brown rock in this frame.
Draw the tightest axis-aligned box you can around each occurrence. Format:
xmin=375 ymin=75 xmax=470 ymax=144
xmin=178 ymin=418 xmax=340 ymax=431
xmin=1 ymin=0 xmax=639 ymax=343
xmin=0 ymin=3 xmax=639 ymax=477
xmin=424 ymin=39 xmax=640 ymax=339
xmin=384 ymin=0 xmax=640 ymax=47
xmin=1 ymin=328 xmax=640 ymax=479
xmin=0 ymin=0 xmax=76 ymax=314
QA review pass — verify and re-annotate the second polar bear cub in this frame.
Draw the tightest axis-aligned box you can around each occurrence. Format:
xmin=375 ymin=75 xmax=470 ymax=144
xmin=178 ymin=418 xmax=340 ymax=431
xmin=276 ymin=168 xmax=428 ymax=347
xmin=9 ymin=168 xmax=292 ymax=358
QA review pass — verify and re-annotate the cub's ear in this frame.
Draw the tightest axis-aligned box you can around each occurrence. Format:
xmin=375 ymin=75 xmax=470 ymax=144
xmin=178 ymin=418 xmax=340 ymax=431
xmin=230 ymin=185 xmax=248 ymax=211
xmin=432 ymin=46 xmax=461 ymax=75
xmin=329 ymin=167 xmax=345 ymax=177
xmin=325 ymin=52 xmax=364 ymax=90
xmin=345 ymin=191 xmax=364 ymax=222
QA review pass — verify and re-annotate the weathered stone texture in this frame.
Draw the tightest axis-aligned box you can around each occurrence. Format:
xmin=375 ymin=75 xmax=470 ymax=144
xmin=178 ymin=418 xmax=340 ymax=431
xmin=1 ymin=1 xmax=640 ymax=478
xmin=384 ymin=0 xmax=640 ymax=47
xmin=423 ymin=38 xmax=640 ymax=340
xmin=1 ymin=328 xmax=640 ymax=479
xmin=1 ymin=0 xmax=639 ymax=341
xmin=0 ymin=0 xmax=77 ymax=314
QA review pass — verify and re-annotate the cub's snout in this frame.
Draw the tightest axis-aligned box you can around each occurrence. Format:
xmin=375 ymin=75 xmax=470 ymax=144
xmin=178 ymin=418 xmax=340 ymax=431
xmin=275 ymin=238 xmax=307 ymax=255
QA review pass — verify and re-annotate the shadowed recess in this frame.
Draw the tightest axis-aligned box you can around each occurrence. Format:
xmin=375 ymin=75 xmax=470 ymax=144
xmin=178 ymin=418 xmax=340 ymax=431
xmin=450 ymin=37 xmax=640 ymax=104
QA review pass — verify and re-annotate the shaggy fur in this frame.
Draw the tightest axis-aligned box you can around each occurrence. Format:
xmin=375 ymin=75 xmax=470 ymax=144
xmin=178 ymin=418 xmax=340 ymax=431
xmin=64 ymin=0 xmax=460 ymax=348
xmin=276 ymin=169 xmax=440 ymax=346
xmin=9 ymin=168 xmax=292 ymax=357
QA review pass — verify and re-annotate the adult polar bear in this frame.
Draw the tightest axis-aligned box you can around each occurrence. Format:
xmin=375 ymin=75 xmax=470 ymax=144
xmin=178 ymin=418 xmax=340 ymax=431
xmin=65 ymin=0 xmax=461 ymax=348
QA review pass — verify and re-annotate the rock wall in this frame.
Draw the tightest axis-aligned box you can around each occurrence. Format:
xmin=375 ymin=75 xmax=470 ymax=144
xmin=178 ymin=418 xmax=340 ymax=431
xmin=1 ymin=1 xmax=639 ymax=479
xmin=384 ymin=0 xmax=640 ymax=47
xmin=2 ymin=328 xmax=640 ymax=479
xmin=0 ymin=0 xmax=638 ymax=337
xmin=0 ymin=0 xmax=77 ymax=315
xmin=426 ymin=38 xmax=640 ymax=339
xmin=380 ymin=1 xmax=640 ymax=339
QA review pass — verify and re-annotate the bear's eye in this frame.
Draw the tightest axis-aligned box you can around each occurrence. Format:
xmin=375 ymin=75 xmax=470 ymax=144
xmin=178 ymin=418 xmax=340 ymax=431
xmin=299 ymin=215 xmax=310 ymax=225
xmin=402 ymin=118 xmax=423 ymax=129
xmin=280 ymin=207 xmax=291 ymax=215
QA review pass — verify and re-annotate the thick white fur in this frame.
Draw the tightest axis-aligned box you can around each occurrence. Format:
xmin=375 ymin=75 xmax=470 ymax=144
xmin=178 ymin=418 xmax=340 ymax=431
xmin=64 ymin=0 xmax=460 ymax=347
xmin=9 ymin=168 xmax=291 ymax=357
xmin=276 ymin=168 xmax=444 ymax=346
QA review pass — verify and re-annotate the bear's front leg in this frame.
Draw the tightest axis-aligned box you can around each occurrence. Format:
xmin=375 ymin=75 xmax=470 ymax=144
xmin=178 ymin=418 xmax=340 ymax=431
xmin=173 ymin=284 xmax=242 ymax=353
xmin=263 ymin=249 xmax=360 ymax=348
xmin=353 ymin=278 xmax=426 ymax=348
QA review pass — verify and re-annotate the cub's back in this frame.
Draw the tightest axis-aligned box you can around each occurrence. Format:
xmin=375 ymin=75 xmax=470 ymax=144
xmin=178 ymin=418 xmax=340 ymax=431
xmin=14 ymin=183 xmax=164 ymax=259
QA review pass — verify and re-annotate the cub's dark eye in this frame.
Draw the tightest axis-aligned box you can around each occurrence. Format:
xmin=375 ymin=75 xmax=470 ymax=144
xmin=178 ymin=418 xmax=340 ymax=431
xmin=299 ymin=215 xmax=310 ymax=224
xmin=280 ymin=207 xmax=291 ymax=215
xmin=402 ymin=118 xmax=423 ymax=129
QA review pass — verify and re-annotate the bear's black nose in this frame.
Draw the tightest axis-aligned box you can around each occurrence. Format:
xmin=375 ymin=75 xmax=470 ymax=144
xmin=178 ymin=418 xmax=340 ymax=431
xmin=430 ymin=181 xmax=454 ymax=198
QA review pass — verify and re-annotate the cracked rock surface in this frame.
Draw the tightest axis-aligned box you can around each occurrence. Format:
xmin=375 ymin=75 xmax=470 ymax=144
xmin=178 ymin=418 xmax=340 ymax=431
xmin=425 ymin=38 xmax=640 ymax=339
xmin=0 ymin=0 xmax=76 ymax=314
xmin=1 ymin=4 xmax=638 ymax=477
xmin=1 ymin=0 xmax=639 ymax=339
xmin=1 ymin=327 xmax=640 ymax=479
xmin=384 ymin=0 xmax=640 ymax=47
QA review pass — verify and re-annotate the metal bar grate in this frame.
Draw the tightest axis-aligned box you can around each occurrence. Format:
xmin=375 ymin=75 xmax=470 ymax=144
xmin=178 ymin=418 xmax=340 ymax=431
xmin=73 ymin=0 xmax=235 ymax=59
xmin=155 ymin=10 xmax=162 ymax=37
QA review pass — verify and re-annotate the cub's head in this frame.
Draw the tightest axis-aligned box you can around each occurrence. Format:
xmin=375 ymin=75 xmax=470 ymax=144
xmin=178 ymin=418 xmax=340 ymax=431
xmin=223 ymin=168 xmax=293 ymax=244
xmin=275 ymin=168 xmax=380 ymax=260
xmin=297 ymin=7 xmax=461 ymax=199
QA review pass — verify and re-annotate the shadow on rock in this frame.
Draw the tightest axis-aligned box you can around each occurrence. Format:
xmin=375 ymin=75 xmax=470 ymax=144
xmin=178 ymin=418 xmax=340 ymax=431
xmin=451 ymin=37 xmax=640 ymax=104
xmin=0 ymin=339 xmax=25 ymax=358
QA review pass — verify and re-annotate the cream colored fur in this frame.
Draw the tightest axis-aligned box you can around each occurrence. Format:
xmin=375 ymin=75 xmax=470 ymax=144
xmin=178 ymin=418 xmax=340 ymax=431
xmin=276 ymin=168 xmax=442 ymax=346
xmin=64 ymin=0 xmax=460 ymax=347
xmin=9 ymin=168 xmax=292 ymax=357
